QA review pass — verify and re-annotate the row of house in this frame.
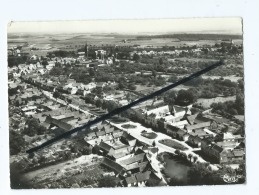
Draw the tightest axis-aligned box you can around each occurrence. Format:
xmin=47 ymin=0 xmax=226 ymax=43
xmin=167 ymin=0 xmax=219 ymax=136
xmin=81 ymin=122 xmax=165 ymax=187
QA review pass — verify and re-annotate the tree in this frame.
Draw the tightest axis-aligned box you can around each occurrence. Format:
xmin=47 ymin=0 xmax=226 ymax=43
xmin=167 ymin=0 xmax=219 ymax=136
xmin=53 ymin=91 xmax=61 ymax=99
xmin=193 ymin=156 xmax=198 ymax=163
xmin=188 ymin=153 xmax=193 ymax=162
xmin=10 ymin=131 xmax=25 ymax=155
xmin=159 ymin=58 xmax=164 ymax=65
xmin=133 ymin=53 xmax=140 ymax=62
xmin=175 ymin=89 xmax=198 ymax=106
xmin=23 ymin=118 xmax=47 ymax=137
xmin=152 ymin=69 xmax=157 ymax=78
xmin=187 ymin=163 xmax=222 ymax=185
xmin=128 ymin=84 xmax=136 ymax=90
xmin=175 ymin=149 xmax=181 ymax=155
xmin=168 ymin=75 xmax=178 ymax=83
xmin=96 ymin=99 xmax=102 ymax=108
xmin=168 ymin=176 xmax=186 ymax=186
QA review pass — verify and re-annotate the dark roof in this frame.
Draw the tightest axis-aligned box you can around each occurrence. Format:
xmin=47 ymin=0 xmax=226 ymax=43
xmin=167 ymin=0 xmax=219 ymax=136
xmin=52 ymin=119 xmax=72 ymax=131
xmin=173 ymin=105 xmax=186 ymax=113
xmin=122 ymin=132 xmax=136 ymax=141
xmin=166 ymin=124 xmax=180 ymax=132
xmin=211 ymin=143 xmax=224 ymax=153
xmin=101 ymin=157 xmax=125 ymax=174
xmin=45 ymin=116 xmax=72 ymax=131
xmin=99 ymin=141 xmax=112 ymax=152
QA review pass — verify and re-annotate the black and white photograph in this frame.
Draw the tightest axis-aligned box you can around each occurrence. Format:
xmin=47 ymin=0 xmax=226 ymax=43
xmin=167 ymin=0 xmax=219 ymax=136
xmin=7 ymin=18 xmax=246 ymax=189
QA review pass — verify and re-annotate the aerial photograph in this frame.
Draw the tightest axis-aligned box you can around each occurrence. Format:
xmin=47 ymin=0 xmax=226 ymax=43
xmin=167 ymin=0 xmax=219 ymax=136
xmin=8 ymin=18 xmax=245 ymax=189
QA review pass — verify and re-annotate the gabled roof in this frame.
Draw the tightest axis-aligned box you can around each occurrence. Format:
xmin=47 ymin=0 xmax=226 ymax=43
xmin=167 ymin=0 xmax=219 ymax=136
xmin=119 ymin=153 xmax=146 ymax=165
xmin=105 ymin=127 xmax=114 ymax=134
xmin=101 ymin=157 xmax=125 ymax=174
xmin=125 ymin=176 xmax=137 ymax=185
xmin=96 ymin=131 xmax=106 ymax=137
xmin=186 ymin=121 xmax=211 ymax=131
xmin=112 ymin=130 xmax=124 ymax=138
xmin=187 ymin=114 xmax=198 ymax=125
xmin=109 ymin=152 xmax=128 ymax=159
xmin=210 ymin=143 xmax=224 ymax=153
xmin=86 ymin=131 xmax=96 ymax=138
xmin=135 ymin=171 xmax=151 ymax=182
xmin=188 ymin=135 xmax=202 ymax=143
xmin=173 ymin=105 xmax=186 ymax=113
xmin=122 ymin=132 xmax=136 ymax=141
xmin=99 ymin=141 xmax=112 ymax=152
xmin=166 ymin=124 xmax=180 ymax=132
xmin=177 ymin=129 xmax=187 ymax=136
xmin=233 ymin=149 xmax=245 ymax=157
xmin=189 ymin=129 xmax=208 ymax=137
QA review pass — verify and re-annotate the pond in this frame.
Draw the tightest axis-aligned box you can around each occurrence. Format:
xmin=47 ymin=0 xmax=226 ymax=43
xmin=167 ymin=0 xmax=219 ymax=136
xmin=163 ymin=154 xmax=191 ymax=183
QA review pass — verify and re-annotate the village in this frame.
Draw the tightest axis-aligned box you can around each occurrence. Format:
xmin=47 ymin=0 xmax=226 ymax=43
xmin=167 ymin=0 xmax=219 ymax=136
xmin=8 ymin=33 xmax=245 ymax=188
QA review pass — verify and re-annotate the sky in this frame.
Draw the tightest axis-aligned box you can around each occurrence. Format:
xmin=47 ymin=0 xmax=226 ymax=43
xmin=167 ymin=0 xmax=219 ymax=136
xmin=8 ymin=17 xmax=242 ymax=35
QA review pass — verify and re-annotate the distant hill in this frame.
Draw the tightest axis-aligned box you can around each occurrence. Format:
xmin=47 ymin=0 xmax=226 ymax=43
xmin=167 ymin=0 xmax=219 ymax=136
xmin=135 ymin=34 xmax=242 ymax=41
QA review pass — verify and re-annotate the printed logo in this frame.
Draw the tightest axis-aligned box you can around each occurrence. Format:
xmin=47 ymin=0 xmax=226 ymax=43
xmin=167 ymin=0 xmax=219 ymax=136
xmin=220 ymin=174 xmax=242 ymax=183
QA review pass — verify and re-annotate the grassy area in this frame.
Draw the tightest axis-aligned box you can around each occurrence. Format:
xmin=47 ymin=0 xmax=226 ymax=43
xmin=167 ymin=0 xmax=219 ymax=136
xmin=159 ymin=139 xmax=188 ymax=150
xmin=141 ymin=132 xmax=158 ymax=139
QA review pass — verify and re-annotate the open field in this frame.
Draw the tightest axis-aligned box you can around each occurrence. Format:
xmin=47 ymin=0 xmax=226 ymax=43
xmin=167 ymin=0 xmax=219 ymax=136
xmin=201 ymin=75 xmax=242 ymax=82
xmin=197 ymin=95 xmax=236 ymax=108
xmin=8 ymin=33 xmax=243 ymax=49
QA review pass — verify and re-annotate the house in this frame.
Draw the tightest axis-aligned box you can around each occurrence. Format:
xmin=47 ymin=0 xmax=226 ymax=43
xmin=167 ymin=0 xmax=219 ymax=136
xmin=167 ymin=120 xmax=189 ymax=129
xmin=99 ymin=141 xmax=113 ymax=154
xmin=101 ymin=157 xmax=126 ymax=176
xmin=121 ymin=132 xmax=137 ymax=146
xmin=223 ymin=132 xmax=244 ymax=143
xmin=186 ymin=113 xmax=198 ymax=125
xmin=165 ymin=124 xmax=180 ymax=138
xmin=118 ymin=153 xmax=147 ymax=166
xmin=135 ymin=171 xmax=152 ymax=186
xmin=201 ymin=141 xmax=224 ymax=163
xmin=176 ymin=129 xmax=189 ymax=141
xmin=99 ymin=140 xmax=132 ymax=156
xmin=187 ymin=135 xmax=202 ymax=147
xmin=216 ymin=141 xmax=239 ymax=150
xmin=188 ymin=129 xmax=213 ymax=139
xmin=124 ymin=175 xmax=137 ymax=187
xmin=185 ymin=121 xmax=211 ymax=132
